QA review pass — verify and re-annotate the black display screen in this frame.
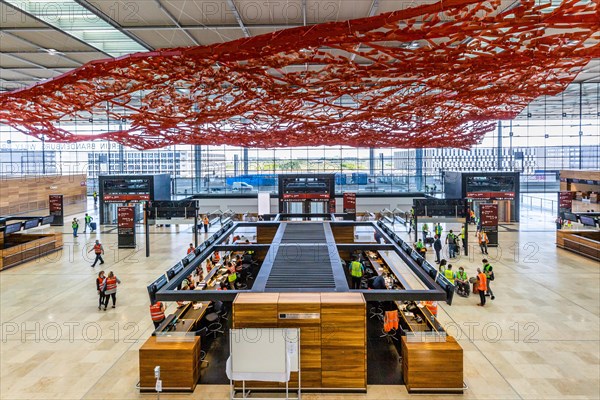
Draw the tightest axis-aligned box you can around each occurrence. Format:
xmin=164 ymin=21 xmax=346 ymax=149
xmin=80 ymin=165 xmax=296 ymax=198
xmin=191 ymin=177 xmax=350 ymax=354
xmin=103 ymin=178 xmax=150 ymax=193
xmin=147 ymin=274 xmax=168 ymax=304
xmin=41 ymin=216 xmax=54 ymax=225
xmin=580 ymin=216 xmax=597 ymax=227
xmin=166 ymin=261 xmax=184 ymax=281
xmin=24 ymin=219 xmax=39 ymax=229
xmin=4 ymin=223 xmax=22 ymax=234
xmin=563 ymin=212 xmax=578 ymax=222
xmin=466 ymin=176 xmax=516 ymax=193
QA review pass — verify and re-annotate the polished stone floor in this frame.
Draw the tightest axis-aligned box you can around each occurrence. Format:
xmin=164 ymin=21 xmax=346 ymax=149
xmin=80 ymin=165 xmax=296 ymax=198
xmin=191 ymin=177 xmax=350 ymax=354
xmin=0 ymin=201 xmax=598 ymax=400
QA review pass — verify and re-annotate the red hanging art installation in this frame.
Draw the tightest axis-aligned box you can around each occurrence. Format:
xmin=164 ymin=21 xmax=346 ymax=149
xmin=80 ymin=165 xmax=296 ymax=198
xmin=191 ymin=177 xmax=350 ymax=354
xmin=0 ymin=0 xmax=598 ymax=150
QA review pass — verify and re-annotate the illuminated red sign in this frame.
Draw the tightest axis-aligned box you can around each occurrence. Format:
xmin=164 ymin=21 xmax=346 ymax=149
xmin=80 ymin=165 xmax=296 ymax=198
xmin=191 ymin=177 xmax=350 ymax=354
xmin=343 ymin=192 xmax=356 ymax=213
xmin=103 ymin=194 xmax=150 ymax=202
xmin=467 ymin=192 xmax=515 ymax=199
xmin=558 ymin=191 xmax=574 ymax=210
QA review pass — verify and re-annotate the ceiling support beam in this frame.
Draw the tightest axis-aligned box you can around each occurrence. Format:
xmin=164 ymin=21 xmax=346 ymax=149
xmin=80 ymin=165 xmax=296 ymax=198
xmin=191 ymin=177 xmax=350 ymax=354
xmin=226 ymin=0 xmax=251 ymax=38
xmin=154 ymin=0 xmax=200 ymax=46
xmin=1 ymin=31 xmax=84 ymax=67
xmin=74 ymin=0 xmax=154 ymax=51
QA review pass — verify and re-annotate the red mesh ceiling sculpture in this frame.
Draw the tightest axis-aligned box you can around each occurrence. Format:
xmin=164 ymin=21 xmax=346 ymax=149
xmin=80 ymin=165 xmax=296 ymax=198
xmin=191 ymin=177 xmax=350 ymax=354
xmin=1 ymin=0 xmax=599 ymax=150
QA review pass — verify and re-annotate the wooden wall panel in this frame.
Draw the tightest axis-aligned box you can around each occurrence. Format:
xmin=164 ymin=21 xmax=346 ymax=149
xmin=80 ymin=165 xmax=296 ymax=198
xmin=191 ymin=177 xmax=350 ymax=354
xmin=330 ymin=225 xmax=354 ymax=243
xmin=320 ymin=293 xmax=366 ymax=389
xmin=0 ymin=174 xmax=87 ymax=215
xmin=401 ymin=336 xmax=463 ymax=393
xmin=256 ymin=225 xmax=278 ymax=244
xmin=232 ymin=293 xmax=279 ymax=328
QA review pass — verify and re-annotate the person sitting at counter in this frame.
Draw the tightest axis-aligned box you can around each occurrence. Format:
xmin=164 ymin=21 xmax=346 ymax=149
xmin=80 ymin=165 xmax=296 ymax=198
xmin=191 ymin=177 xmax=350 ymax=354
xmin=438 ymin=259 xmax=447 ymax=273
xmin=455 ymin=267 xmax=469 ymax=297
xmin=368 ymin=273 xmax=387 ymax=289
xmin=227 ymin=261 xmax=238 ymax=289
xmin=187 ymin=243 xmax=195 ymax=255
xmin=212 ymin=251 xmax=221 ymax=264
xmin=206 ymin=258 xmax=214 ymax=273
xmin=414 ymin=239 xmax=427 ymax=257
xmin=182 ymin=274 xmax=195 ymax=290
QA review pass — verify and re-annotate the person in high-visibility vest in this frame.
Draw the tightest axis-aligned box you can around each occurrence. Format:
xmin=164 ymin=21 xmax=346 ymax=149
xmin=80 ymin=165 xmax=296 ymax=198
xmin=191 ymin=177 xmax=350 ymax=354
xmin=88 ymin=240 xmax=105 ymax=268
xmin=434 ymin=223 xmax=442 ymax=237
xmin=444 ymin=264 xmax=456 ymax=284
xmin=476 ymin=268 xmax=487 ymax=306
xmin=455 ymin=267 xmax=469 ymax=296
xmin=93 ymin=191 xmax=98 ymax=204
xmin=415 ymin=239 xmax=427 ymax=258
xmin=460 ymin=225 xmax=466 ymax=255
xmin=482 ymin=259 xmax=495 ymax=300
xmin=83 ymin=213 xmax=92 ymax=233
xmin=348 ymin=257 xmax=364 ymax=290
xmin=72 ymin=218 xmax=79 ymax=237
xmin=96 ymin=271 xmax=106 ymax=311
xmin=421 ymin=223 xmax=429 ymax=243
xmin=477 ymin=230 xmax=489 ymax=255
xmin=446 ymin=230 xmax=457 ymax=258
xmin=187 ymin=243 xmax=195 ymax=255
xmin=202 ymin=215 xmax=209 ymax=233
xmin=150 ymin=301 xmax=166 ymax=328
xmin=102 ymin=271 xmax=121 ymax=310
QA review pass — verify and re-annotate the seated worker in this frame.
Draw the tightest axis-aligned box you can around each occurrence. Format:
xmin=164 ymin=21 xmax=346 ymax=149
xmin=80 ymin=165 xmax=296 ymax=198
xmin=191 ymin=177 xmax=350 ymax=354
xmin=182 ymin=274 xmax=195 ymax=290
xmin=205 ymin=258 xmax=214 ymax=273
xmin=244 ymin=239 xmax=254 ymax=255
xmin=438 ymin=259 xmax=447 ymax=273
xmin=212 ymin=251 xmax=221 ymax=264
xmin=227 ymin=261 xmax=238 ymax=289
xmin=444 ymin=264 xmax=456 ymax=284
xmin=455 ymin=267 xmax=469 ymax=297
xmin=414 ymin=239 xmax=427 ymax=257
xmin=368 ymin=273 xmax=387 ymax=289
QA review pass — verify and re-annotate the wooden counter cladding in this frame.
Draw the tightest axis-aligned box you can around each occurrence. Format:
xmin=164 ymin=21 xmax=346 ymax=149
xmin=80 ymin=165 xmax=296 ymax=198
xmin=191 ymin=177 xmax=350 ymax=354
xmin=401 ymin=335 xmax=463 ymax=393
xmin=0 ymin=233 xmax=63 ymax=271
xmin=232 ymin=292 xmax=366 ymax=391
xmin=139 ymin=336 xmax=201 ymax=392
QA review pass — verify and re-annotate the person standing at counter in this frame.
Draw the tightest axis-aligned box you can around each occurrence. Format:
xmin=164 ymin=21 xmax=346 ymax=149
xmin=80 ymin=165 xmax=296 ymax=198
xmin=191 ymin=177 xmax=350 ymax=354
xmin=349 ymin=257 xmax=364 ymax=290
xmin=476 ymin=268 xmax=487 ymax=306
xmin=187 ymin=243 xmax=195 ymax=255
xmin=482 ymin=259 xmax=495 ymax=300
xmin=150 ymin=301 xmax=166 ymax=328
xmin=96 ymin=271 xmax=106 ymax=310
xmin=102 ymin=271 xmax=121 ymax=309
xmin=433 ymin=235 xmax=442 ymax=264
xmin=89 ymin=240 xmax=105 ymax=267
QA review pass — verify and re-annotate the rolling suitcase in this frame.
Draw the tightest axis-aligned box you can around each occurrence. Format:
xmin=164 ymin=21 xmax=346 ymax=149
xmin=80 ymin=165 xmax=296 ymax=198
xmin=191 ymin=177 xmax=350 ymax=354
xmin=90 ymin=222 xmax=97 ymax=232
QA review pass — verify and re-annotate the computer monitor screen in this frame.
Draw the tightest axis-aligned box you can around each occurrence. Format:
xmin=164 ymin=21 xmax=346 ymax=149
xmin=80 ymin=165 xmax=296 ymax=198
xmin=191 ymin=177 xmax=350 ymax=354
xmin=24 ymin=219 xmax=40 ymax=230
xmin=147 ymin=274 xmax=168 ymax=304
xmin=4 ymin=222 xmax=22 ymax=234
xmin=580 ymin=216 xmax=596 ymax=227
xmin=41 ymin=216 xmax=54 ymax=225
xmin=182 ymin=252 xmax=196 ymax=266
xmin=563 ymin=212 xmax=578 ymax=222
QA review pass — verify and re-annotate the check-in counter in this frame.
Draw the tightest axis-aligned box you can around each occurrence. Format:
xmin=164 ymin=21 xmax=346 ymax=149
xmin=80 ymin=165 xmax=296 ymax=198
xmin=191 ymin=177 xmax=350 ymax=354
xmin=556 ymin=229 xmax=600 ymax=261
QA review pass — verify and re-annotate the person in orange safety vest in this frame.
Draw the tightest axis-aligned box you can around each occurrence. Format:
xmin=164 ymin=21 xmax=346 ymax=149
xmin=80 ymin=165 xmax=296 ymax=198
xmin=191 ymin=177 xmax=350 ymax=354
xmin=150 ymin=301 xmax=166 ymax=329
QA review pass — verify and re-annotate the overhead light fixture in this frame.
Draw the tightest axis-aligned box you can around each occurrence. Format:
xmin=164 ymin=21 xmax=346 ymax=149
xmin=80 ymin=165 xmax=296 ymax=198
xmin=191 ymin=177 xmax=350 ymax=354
xmin=562 ymin=112 xmax=567 ymax=118
xmin=527 ymin=112 xmax=532 ymax=118
xmin=39 ymin=48 xmax=65 ymax=56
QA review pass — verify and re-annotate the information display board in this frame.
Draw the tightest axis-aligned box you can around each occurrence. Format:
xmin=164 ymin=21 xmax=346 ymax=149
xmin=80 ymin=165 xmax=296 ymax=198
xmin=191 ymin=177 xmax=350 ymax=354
xmin=117 ymin=206 xmax=136 ymax=248
xmin=479 ymin=203 xmax=498 ymax=247
xmin=49 ymin=194 xmax=64 ymax=226
xmin=480 ymin=203 xmax=499 ymax=226
xmin=343 ymin=192 xmax=356 ymax=217
xmin=558 ymin=191 xmax=574 ymax=215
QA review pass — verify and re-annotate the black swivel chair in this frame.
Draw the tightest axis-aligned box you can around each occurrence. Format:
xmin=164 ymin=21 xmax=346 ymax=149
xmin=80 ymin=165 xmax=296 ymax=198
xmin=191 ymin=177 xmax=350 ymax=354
xmin=194 ymin=327 xmax=210 ymax=366
xmin=205 ymin=301 xmax=228 ymax=338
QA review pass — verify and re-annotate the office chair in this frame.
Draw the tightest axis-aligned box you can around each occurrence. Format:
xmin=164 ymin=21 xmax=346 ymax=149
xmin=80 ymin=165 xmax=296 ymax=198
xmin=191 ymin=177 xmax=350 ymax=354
xmin=369 ymin=302 xmax=384 ymax=321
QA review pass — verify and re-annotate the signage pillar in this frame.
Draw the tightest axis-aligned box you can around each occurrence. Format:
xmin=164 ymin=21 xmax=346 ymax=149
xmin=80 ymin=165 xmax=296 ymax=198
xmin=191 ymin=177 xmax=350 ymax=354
xmin=558 ymin=191 xmax=574 ymax=217
xmin=49 ymin=194 xmax=64 ymax=226
xmin=480 ymin=203 xmax=499 ymax=247
xmin=343 ymin=192 xmax=356 ymax=220
xmin=117 ymin=206 xmax=136 ymax=249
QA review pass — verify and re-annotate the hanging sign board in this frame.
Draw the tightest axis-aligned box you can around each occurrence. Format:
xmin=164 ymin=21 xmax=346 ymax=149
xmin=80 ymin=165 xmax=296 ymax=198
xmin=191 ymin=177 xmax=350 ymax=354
xmin=117 ymin=206 xmax=136 ymax=248
xmin=49 ymin=194 xmax=64 ymax=226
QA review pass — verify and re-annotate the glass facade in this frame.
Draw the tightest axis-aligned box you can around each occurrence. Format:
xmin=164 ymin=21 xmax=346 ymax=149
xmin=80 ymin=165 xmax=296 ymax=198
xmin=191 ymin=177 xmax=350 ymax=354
xmin=1 ymin=87 xmax=599 ymax=196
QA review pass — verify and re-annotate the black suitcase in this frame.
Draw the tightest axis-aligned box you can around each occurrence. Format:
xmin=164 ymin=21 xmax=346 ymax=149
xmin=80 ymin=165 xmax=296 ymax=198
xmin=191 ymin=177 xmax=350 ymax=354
xmin=425 ymin=237 xmax=434 ymax=245
xmin=90 ymin=222 xmax=97 ymax=231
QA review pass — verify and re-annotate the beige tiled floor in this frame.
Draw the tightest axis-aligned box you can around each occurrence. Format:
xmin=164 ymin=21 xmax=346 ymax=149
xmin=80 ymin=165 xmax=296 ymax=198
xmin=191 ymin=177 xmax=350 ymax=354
xmin=1 ymin=202 xmax=599 ymax=400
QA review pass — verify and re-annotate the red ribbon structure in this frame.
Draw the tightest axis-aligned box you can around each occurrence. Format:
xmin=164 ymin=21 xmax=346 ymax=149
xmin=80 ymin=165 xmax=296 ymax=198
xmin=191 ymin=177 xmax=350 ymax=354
xmin=1 ymin=0 xmax=598 ymax=150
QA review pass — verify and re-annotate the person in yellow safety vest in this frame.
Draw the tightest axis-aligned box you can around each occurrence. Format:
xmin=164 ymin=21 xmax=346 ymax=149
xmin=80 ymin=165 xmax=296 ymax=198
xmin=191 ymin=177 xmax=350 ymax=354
xmin=415 ymin=239 xmax=427 ymax=258
xmin=444 ymin=264 xmax=456 ymax=284
xmin=435 ymin=223 xmax=442 ymax=237
xmin=348 ymin=257 xmax=364 ymax=290
xmin=150 ymin=301 xmax=166 ymax=329
xmin=421 ymin=223 xmax=429 ymax=242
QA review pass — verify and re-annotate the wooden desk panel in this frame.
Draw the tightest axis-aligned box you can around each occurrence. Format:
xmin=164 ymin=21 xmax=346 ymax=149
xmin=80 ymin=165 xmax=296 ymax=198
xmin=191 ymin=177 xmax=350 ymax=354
xmin=139 ymin=336 xmax=201 ymax=392
xmin=401 ymin=336 xmax=463 ymax=393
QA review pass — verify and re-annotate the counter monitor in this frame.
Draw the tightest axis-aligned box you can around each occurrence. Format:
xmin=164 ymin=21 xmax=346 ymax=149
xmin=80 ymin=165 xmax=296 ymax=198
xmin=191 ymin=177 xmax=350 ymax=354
xmin=24 ymin=219 xmax=40 ymax=230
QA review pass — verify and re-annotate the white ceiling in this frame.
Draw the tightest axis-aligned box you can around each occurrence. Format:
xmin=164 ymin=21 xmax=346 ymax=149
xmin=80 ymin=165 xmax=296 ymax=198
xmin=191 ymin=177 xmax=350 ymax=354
xmin=0 ymin=0 xmax=598 ymax=119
